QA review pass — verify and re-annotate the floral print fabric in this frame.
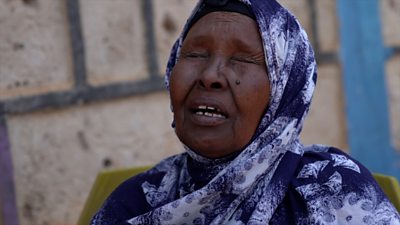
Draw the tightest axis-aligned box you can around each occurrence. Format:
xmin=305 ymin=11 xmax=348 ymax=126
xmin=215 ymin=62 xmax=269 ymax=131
xmin=91 ymin=0 xmax=400 ymax=224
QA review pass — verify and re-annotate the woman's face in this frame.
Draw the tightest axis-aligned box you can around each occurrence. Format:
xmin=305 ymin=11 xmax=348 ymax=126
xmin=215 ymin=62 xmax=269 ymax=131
xmin=170 ymin=12 xmax=270 ymax=158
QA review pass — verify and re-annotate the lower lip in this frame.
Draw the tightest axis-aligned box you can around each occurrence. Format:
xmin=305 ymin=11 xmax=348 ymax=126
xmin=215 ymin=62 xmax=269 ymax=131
xmin=190 ymin=113 xmax=227 ymax=126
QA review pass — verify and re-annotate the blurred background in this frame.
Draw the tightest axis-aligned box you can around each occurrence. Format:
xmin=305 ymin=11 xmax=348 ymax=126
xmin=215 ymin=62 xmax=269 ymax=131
xmin=0 ymin=0 xmax=399 ymax=224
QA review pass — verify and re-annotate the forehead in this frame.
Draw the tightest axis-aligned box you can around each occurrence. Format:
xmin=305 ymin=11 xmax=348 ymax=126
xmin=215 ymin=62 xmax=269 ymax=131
xmin=184 ymin=12 xmax=262 ymax=47
xmin=200 ymin=11 xmax=248 ymax=22
xmin=188 ymin=11 xmax=258 ymax=32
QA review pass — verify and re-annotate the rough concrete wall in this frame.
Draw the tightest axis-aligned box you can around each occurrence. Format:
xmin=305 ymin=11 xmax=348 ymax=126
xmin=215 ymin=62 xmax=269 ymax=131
xmin=381 ymin=0 xmax=400 ymax=47
xmin=153 ymin=0 xmax=198 ymax=74
xmin=386 ymin=54 xmax=400 ymax=150
xmin=299 ymin=0 xmax=348 ymax=150
xmin=279 ymin=0 xmax=348 ymax=150
xmin=1 ymin=1 xmax=194 ymax=224
xmin=80 ymin=0 xmax=148 ymax=85
xmin=381 ymin=0 xmax=400 ymax=151
xmin=1 ymin=0 xmax=398 ymax=225
xmin=0 ymin=0 xmax=73 ymax=100
xmin=302 ymin=64 xmax=348 ymax=150
xmin=315 ymin=0 xmax=339 ymax=53
xmin=7 ymin=92 xmax=181 ymax=225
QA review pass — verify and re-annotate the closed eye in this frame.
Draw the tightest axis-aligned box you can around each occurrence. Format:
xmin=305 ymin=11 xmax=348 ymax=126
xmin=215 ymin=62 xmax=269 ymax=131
xmin=231 ymin=56 xmax=261 ymax=65
xmin=181 ymin=52 xmax=208 ymax=59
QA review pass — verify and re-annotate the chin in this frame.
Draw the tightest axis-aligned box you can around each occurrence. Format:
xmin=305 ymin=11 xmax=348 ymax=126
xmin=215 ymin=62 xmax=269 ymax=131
xmin=195 ymin=150 xmax=225 ymax=159
xmin=190 ymin=144 xmax=239 ymax=159
xmin=176 ymin=129 xmax=244 ymax=158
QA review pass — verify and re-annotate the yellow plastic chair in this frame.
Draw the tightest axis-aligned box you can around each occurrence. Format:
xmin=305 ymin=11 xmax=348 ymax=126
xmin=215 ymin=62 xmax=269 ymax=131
xmin=77 ymin=166 xmax=152 ymax=225
xmin=373 ymin=173 xmax=400 ymax=212
xmin=77 ymin=167 xmax=400 ymax=225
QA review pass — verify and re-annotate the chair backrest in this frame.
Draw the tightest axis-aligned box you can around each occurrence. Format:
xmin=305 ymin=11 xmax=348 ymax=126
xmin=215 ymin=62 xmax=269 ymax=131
xmin=373 ymin=173 xmax=400 ymax=212
xmin=77 ymin=166 xmax=151 ymax=225
xmin=77 ymin=168 xmax=400 ymax=225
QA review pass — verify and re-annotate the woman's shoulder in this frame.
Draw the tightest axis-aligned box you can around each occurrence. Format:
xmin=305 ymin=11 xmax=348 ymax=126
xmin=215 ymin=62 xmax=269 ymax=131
xmin=298 ymin=145 xmax=369 ymax=178
xmin=289 ymin=145 xmax=400 ymax=224
xmin=110 ymin=153 xmax=186 ymax=198
xmin=91 ymin=153 xmax=187 ymax=224
xmin=293 ymin=145 xmax=380 ymax=197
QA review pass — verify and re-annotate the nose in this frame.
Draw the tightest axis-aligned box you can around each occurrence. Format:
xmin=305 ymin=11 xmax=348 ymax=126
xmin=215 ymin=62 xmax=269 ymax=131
xmin=198 ymin=57 xmax=228 ymax=90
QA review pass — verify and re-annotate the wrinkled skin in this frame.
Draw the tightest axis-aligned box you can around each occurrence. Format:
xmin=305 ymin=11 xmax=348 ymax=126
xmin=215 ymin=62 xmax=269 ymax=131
xmin=170 ymin=12 xmax=270 ymax=158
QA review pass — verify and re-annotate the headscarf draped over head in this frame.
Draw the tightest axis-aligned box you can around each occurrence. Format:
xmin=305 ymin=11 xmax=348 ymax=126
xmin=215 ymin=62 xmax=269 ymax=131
xmin=166 ymin=0 xmax=316 ymax=146
xmin=129 ymin=0 xmax=317 ymax=224
xmin=118 ymin=0 xmax=399 ymax=224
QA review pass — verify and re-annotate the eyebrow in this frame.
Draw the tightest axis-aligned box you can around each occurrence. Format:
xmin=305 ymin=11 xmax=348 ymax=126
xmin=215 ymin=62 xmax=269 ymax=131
xmin=184 ymin=34 xmax=262 ymax=52
xmin=182 ymin=35 xmax=210 ymax=48
xmin=232 ymin=38 xmax=263 ymax=53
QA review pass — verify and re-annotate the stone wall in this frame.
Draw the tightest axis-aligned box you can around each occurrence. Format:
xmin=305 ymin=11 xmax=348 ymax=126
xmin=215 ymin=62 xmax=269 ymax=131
xmin=381 ymin=0 xmax=400 ymax=149
xmin=0 ymin=0 xmax=73 ymax=100
xmin=0 ymin=0 xmax=399 ymax=225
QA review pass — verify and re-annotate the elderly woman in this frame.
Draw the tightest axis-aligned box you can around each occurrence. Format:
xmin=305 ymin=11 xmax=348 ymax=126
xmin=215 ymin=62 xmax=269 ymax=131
xmin=91 ymin=0 xmax=400 ymax=224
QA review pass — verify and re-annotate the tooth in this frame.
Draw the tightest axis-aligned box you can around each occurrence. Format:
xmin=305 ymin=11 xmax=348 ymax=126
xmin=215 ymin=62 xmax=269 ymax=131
xmin=214 ymin=113 xmax=224 ymax=118
xmin=204 ymin=112 xmax=212 ymax=117
xmin=198 ymin=105 xmax=206 ymax=109
xmin=207 ymin=106 xmax=215 ymax=111
xmin=196 ymin=111 xmax=204 ymax=115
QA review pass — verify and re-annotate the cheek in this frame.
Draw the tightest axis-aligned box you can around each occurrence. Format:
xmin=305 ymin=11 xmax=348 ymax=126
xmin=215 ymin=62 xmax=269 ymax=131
xmin=240 ymin=69 xmax=269 ymax=98
xmin=250 ymin=69 xmax=270 ymax=103
xmin=237 ymin=73 xmax=270 ymax=124
xmin=169 ymin=64 xmax=196 ymax=111
xmin=251 ymin=81 xmax=270 ymax=114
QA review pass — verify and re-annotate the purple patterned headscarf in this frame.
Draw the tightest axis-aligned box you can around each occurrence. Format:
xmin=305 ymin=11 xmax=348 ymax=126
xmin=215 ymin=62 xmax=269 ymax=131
xmin=133 ymin=0 xmax=316 ymax=222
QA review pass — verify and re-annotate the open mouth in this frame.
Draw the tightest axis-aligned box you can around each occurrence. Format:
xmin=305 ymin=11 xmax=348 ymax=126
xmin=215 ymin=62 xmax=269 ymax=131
xmin=192 ymin=105 xmax=227 ymax=119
